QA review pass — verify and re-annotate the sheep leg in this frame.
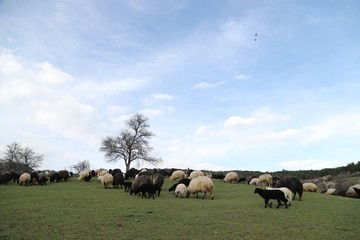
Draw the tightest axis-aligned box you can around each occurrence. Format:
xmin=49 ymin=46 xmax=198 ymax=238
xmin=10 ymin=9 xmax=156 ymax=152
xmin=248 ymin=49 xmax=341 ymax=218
xmin=284 ymin=201 xmax=288 ymax=209
xmin=276 ymin=199 xmax=281 ymax=209
xmin=265 ymin=199 xmax=272 ymax=208
xmin=202 ymin=192 xmax=207 ymax=199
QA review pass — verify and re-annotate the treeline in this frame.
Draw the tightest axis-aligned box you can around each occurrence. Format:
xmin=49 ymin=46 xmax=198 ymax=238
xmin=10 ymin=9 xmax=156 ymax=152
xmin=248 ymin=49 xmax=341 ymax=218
xmin=270 ymin=161 xmax=360 ymax=180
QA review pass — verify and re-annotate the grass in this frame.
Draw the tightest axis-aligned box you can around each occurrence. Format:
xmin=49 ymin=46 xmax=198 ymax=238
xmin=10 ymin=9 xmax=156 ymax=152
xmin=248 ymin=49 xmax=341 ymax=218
xmin=0 ymin=177 xmax=359 ymax=240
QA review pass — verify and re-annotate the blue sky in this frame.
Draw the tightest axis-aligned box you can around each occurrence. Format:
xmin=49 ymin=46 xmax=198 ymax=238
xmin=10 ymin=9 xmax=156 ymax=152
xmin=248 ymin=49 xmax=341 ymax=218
xmin=1 ymin=0 xmax=360 ymax=172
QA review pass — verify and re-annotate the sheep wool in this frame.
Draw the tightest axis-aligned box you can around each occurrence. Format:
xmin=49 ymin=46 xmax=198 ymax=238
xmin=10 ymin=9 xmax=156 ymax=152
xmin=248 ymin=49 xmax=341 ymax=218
xmin=258 ymin=173 xmax=273 ymax=187
xmin=101 ymin=173 xmax=113 ymax=189
xmin=174 ymin=183 xmax=187 ymax=198
xmin=187 ymin=176 xmax=214 ymax=200
xmin=345 ymin=184 xmax=360 ymax=197
xmin=249 ymin=178 xmax=259 ymax=186
xmin=303 ymin=182 xmax=317 ymax=192
xmin=188 ymin=170 xmax=204 ymax=180
xmin=170 ymin=170 xmax=185 ymax=181
xmin=78 ymin=169 xmax=90 ymax=181
xmin=223 ymin=172 xmax=239 ymax=183
xmin=19 ymin=173 xmax=31 ymax=186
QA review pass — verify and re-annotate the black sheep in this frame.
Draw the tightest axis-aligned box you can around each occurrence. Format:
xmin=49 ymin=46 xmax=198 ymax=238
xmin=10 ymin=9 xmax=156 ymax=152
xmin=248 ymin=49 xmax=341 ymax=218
xmin=275 ymin=177 xmax=303 ymax=201
xmin=254 ymin=188 xmax=288 ymax=209
xmin=123 ymin=181 xmax=132 ymax=192
xmin=353 ymin=188 xmax=360 ymax=198
xmin=113 ymin=172 xmax=124 ymax=189
xmin=150 ymin=173 xmax=164 ymax=197
xmin=169 ymin=178 xmax=191 ymax=192
xmin=238 ymin=177 xmax=246 ymax=184
xmin=132 ymin=183 xmax=156 ymax=199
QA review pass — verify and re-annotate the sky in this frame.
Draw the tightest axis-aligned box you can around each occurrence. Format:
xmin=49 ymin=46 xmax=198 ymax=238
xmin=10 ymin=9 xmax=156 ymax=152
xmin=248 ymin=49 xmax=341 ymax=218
xmin=1 ymin=0 xmax=360 ymax=172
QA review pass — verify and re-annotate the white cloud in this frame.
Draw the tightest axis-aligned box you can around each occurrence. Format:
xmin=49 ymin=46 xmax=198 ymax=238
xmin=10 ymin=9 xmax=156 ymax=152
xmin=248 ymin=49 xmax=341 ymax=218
xmin=194 ymin=81 xmax=226 ymax=90
xmin=35 ymin=62 xmax=73 ymax=85
xmin=278 ymin=159 xmax=341 ymax=170
xmin=151 ymin=93 xmax=173 ymax=100
xmin=234 ymin=74 xmax=250 ymax=80
xmin=141 ymin=106 xmax=173 ymax=118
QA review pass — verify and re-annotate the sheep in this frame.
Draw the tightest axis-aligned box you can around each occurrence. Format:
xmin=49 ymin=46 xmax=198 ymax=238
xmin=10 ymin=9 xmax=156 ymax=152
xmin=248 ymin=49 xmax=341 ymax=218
xmin=30 ymin=171 xmax=38 ymax=185
xmin=49 ymin=171 xmax=62 ymax=183
xmin=130 ymin=175 xmax=151 ymax=195
xmin=168 ymin=178 xmax=191 ymax=192
xmin=101 ymin=173 xmax=113 ymax=189
xmin=247 ymin=175 xmax=258 ymax=184
xmin=174 ymin=183 xmax=187 ymax=198
xmin=211 ymin=172 xmax=225 ymax=180
xmin=123 ymin=181 xmax=132 ymax=192
xmin=170 ymin=170 xmax=185 ymax=181
xmin=353 ymin=188 xmax=360 ymax=198
xmin=58 ymin=170 xmax=70 ymax=182
xmin=303 ymin=182 xmax=317 ymax=192
xmin=113 ymin=172 xmax=124 ymax=189
xmin=186 ymin=176 xmax=214 ymax=200
xmin=131 ymin=183 xmax=156 ymax=199
xmin=223 ymin=171 xmax=239 ymax=183
xmin=266 ymin=187 xmax=293 ymax=206
xmin=125 ymin=168 xmax=140 ymax=179
xmin=10 ymin=171 xmax=20 ymax=183
xmin=37 ymin=172 xmax=48 ymax=185
xmin=249 ymin=178 xmax=259 ymax=186
xmin=188 ymin=170 xmax=204 ymax=180
xmin=345 ymin=184 xmax=360 ymax=198
xmin=19 ymin=173 xmax=31 ymax=186
xmin=324 ymin=188 xmax=336 ymax=195
xmin=238 ymin=177 xmax=246 ymax=184
xmin=254 ymin=188 xmax=288 ymax=209
xmin=258 ymin=173 xmax=273 ymax=187
xmin=77 ymin=169 xmax=91 ymax=181
xmin=275 ymin=177 xmax=303 ymax=201
xmin=150 ymin=173 xmax=164 ymax=197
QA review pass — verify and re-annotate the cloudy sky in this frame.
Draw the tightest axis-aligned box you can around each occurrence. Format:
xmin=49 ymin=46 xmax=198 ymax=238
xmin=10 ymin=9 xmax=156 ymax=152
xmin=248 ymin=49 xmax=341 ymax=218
xmin=1 ymin=0 xmax=360 ymax=172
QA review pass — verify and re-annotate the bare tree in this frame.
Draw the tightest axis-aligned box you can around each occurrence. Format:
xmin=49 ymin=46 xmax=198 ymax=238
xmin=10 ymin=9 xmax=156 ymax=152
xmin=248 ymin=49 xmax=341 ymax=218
xmin=71 ymin=160 xmax=90 ymax=173
xmin=100 ymin=113 xmax=162 ymax=172
xmin=0 ymin=142 xmax=43 ymax=172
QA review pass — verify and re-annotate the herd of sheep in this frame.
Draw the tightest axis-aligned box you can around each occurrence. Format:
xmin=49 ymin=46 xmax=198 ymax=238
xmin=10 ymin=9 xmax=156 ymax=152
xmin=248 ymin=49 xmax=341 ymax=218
xmin=1 ymin=168 xmax=359 ymax=209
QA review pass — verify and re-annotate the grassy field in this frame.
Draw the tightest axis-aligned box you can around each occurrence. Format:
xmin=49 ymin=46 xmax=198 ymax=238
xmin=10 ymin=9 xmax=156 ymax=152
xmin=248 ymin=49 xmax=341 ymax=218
xmin=0 ymin=177 xmax=359 ymax=240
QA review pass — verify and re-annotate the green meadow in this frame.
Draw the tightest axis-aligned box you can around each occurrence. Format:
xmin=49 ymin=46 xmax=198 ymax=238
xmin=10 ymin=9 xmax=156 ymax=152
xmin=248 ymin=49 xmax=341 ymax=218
xmin=0 ymin=177 xmax=359 ymax=240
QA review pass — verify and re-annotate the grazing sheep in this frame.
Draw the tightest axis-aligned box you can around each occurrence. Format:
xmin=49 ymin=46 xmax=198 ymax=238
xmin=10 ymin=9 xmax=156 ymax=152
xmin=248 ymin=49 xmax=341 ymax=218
xmin=174 ymin=183 xmax=187 ymax=198
xmin=49 ymin=171 xmax=62 ymax=183
xmin=303 ymin=182 xmax=317 ymax=192
xmin=258 ymin=173 xmax=273 ymax=187
xmin=188 ymin=170 xmax=204 ymax=180
xmin=211 ymin=172 xmax=225 ymax=181
xmin=170 ymin=170 xmax=186 ymax=181
xmin=275 ymin=177 xmax=303 ymax=201
xmin=249 ymin=178 xmax=259 ymax=186
xmin=101 ymin=173 xmax=113 ymax=189
xmin=58 ymin=170 xmax=70 ymax=182
xmin=84 ymin=174 xmax=92 ymax=182
xmin=10 ymin=171 xmax=20 ymax=183
xmin=113 ymin=173 xmax=124 ymax=189
xmin=123 ymin=181 xmax=132 ymax=192
xmin=345 ymin=184 xmax=360 ymax=198
xmin=186 ymin=176 xmax=214 ymax=200
xmin=254 ymin=188 xmax=288 ymax=209
xmin=247 ymin=175 xmax=258 ymax=184
xmin=37 ymin=172 xmax=48 ymax=185
xmin=77 ymin=169 xmax=91 ymax=181
xmin=266 ymin=187 xmax=293 ymax=206
xmin=131 ymin=183 xmax=156 ymax=199
xmin=353 ymin=188 xmax=360 ymax=198
xmin=150 ymin=173 xmax=164 ymax=197
xmin=223 ymin=172 xmax=239 ymax=183
xmin=125 ymin=168 xmax=140 ymax=179
xmin=130 ymin=175 xmax=151 ymax=195
xmin=168 ymin=178 xmax=191 ymax=192
xmin=19 ymin=173 xmax=31 ymax=186
xmin=238 ymin=177 xmax=246 ymax=184
xmin=324 ymin=188 xmax=336 ymax=195
xmin=30 ymin=171 xmax=38 ymax=185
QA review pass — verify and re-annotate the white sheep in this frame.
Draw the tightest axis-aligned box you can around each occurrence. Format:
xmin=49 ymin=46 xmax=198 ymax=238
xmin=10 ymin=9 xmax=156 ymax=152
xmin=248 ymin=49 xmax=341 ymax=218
xmin=101 ymin=173 xmax=113 ymax=189
xmin=223 ymin=171 xmax=239 ymax=183
xmin=303 ymin=182 xmax=317 ymax=192
xmin=170 ymin=170 xmax=185 ymax=181
xmin=324 ymin=188 xmax=336 ymax=195
xmin=174 ymin=183 xmax=187 ymax=198
xmin=19 ymin=173 xmax=31 ymax=186
xmin=249 ymin=178 xmax=259 ymax=186
xmin=258 ymin=173 xmax=273 ymax=187
xmin=96 ymin=168 xmax=107 ymax=177
xmin=345 ymin=184 xmax=360 ymax=197
xmin=187 ymin=176 xmax=214 ymax=200
xmin=266 ymin=187 xmax=293 ymax=206
xmin=188 ymin=170 xmax=204 ymax=180
xmin=77 ymin=169 xmax=91 ymax=181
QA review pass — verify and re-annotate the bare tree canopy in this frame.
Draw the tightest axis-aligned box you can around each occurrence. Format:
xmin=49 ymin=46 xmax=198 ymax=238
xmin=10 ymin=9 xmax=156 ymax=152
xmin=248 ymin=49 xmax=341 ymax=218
xmin=0 ymin=142 xmax=43 ymax=172
xmin=100 ymin=113 xmax=162 ymax=172
xmin=71 ymin=160 xmax=90 ymax=173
